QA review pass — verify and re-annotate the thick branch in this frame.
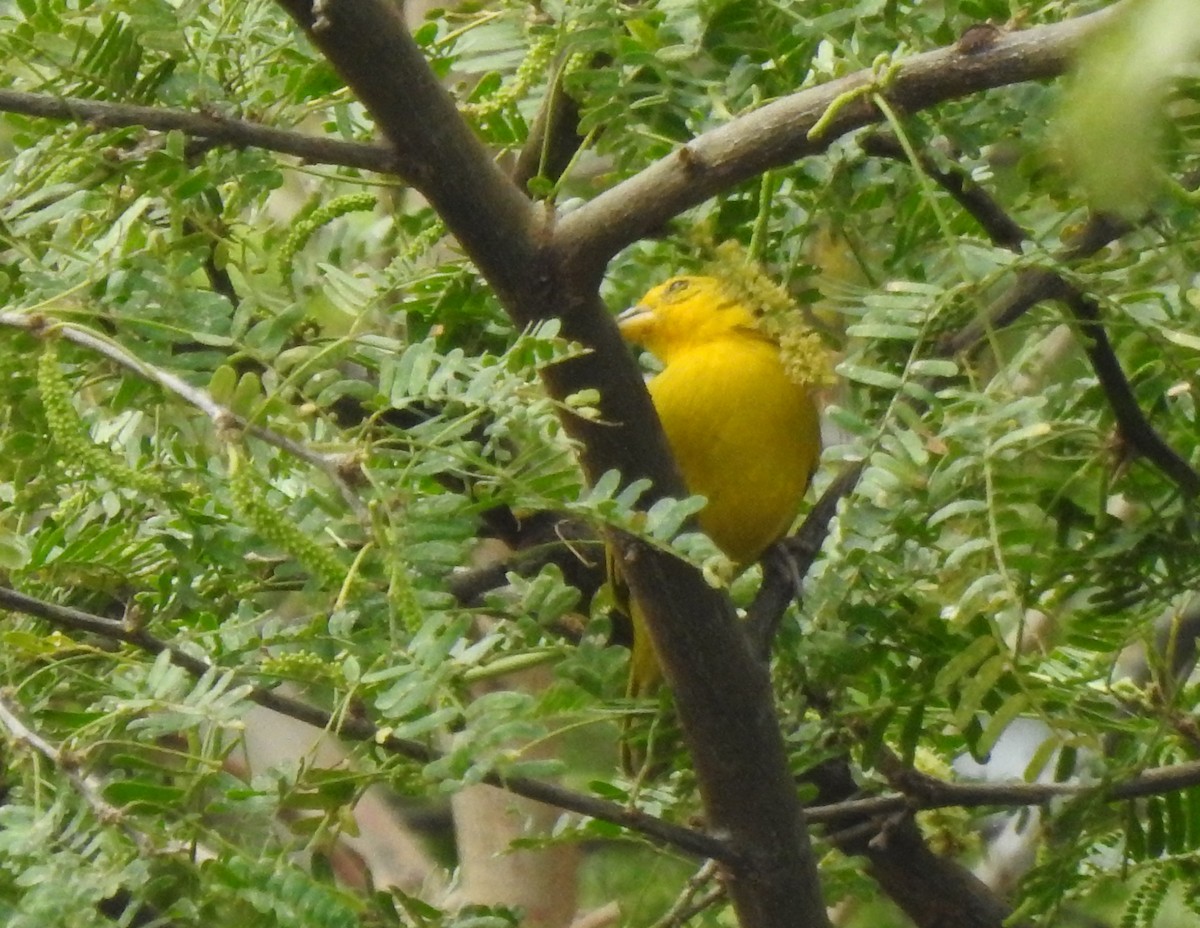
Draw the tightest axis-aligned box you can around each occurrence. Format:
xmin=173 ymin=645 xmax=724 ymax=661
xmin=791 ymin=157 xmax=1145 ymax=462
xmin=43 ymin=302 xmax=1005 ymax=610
xmin=273 ymin=0 xmax=541 ymax=309
xmin=259 ymin=6 xmax=1133 ymax=927
xmin=268 ymin=0 xmax=689 ymax=579
xmin=556 ymin=3 xmax=1124 ymax=270
xmin=271 ymin=5 xmax=832 ymax=925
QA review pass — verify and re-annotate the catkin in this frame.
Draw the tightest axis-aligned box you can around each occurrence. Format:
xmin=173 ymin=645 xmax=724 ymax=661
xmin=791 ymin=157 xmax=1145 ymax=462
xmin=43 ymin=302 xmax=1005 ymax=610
xmin=38 ymin=342 xmax=166 ymax=495
xmin=226 ymin=443 xmax=345 ymax=589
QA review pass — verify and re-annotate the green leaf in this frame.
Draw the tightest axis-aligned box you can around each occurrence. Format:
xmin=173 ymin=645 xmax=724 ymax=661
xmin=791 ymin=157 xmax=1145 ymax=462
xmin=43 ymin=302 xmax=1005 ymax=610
xmin=102 ymin=780 xmax=186 ymax=807
xmin=951 ymin=653 xmax=1008 ymax=730
xmin=1127 ymin=801 xmax=1148 ymax=861
xmin=907 ymin=358 xmax=959 ymax=378
xmin=845 ymin=322 xmax=919 ymax=340
xmin=836 ymin=362 xmax=903 ymax=390
xmin=933 ymin=635 xmax=995 ymax=695
xmin=976 ymin=692 xmax=1028 ymax=758
xmin=928 ymin=499 xmax=987 ymax=527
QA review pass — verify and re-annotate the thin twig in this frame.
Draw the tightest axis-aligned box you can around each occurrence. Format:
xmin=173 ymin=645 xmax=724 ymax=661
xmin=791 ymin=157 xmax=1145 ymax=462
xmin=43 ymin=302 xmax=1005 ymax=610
xmin=1064 ymin=289 xmax=1200 ymax=496
xmin=861 ymin=131 xmax=1200 ymax=496
xmin=0 ymin=89 xmax=405 ymax=176
xmin=569 ymin=902 xmax=622 ymax=928
xmin=0 ymin=585 xmax=733 ymax=863
xmin=859 ymin=132 xmax=1027 ymax=249
xmin=803 ymin=759 xmax=1200 ymax=825
xmin=511 ymin=55 xmax=585 ymax=191
xmin=650 ymin=860 xmax=726 ymax=928
xmin=0 ymin=311 xmax=372 ymax=522
xmin=0 ymin=694 xmax=160 ymax=856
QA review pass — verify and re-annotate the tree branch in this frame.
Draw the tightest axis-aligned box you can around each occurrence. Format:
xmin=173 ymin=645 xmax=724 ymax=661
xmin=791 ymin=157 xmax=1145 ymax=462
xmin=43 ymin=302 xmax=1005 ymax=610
xmin=937 ymin=212 xmax=1134 ymax=355
xmin=0 ymin=89 xmax=404 ymax=175
xmin=1065 ymin=289 xmax=1200 ymax=496
xmin=253 ymin=5 xmax=1132 ymax=926
xmin=15 ymin=573 xmax=1198 ymax=860
xmin=805 ymin=758 xmax=1200 ymax=824
xmin=0 ymin=694 xmax=160 ymax=856
xmin=859 ymin=133 xmax=1200 ymax=496
xmin=555 ymin=3 xmax=1125 ymax=270
xmin=745 ymin=464 xmax=865 ymax=660
xmin=0 ymin=584 xmax=729 ymax=863
xmin=512 ymin=65 xmax=585 ymax=193
xmin=274 ymin=1 xmax=542 ymax=307
xmin=859 ymin=131 xmax=1028 ymax=250
xmin=0 ymin=310 xmax=372 ymax=523
xmin=272 ymin=5 xmax=833 ymax=926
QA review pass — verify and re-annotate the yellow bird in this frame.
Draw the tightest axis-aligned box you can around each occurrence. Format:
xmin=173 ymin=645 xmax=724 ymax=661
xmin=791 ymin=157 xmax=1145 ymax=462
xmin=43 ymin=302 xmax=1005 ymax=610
xmin=616 ymin=275 xmax=822 ymax=696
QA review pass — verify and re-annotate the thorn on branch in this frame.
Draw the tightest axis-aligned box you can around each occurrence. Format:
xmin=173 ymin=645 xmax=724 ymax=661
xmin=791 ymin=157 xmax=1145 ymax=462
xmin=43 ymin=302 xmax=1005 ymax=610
xmin=677 ymin=145 xmax=705 ymax=175
xmin=956 ymin=24 xmax=1004 ymax=56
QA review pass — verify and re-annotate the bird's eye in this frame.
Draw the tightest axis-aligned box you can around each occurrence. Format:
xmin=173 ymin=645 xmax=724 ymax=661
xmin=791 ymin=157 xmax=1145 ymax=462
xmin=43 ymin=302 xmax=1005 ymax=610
xmin=666 ymin=279 xmax=690 ymax=295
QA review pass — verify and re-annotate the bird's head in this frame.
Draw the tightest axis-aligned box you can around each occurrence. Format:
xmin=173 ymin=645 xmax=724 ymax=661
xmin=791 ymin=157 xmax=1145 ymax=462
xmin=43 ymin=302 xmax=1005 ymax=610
xmin=617 ymin=276 xmax=759 ymax=362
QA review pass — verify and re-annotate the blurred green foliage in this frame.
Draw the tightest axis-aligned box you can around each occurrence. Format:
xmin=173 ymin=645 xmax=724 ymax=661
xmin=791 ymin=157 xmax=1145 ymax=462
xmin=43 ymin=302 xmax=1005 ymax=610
xmin=2 ymin=0 xmax=1200 ymax=926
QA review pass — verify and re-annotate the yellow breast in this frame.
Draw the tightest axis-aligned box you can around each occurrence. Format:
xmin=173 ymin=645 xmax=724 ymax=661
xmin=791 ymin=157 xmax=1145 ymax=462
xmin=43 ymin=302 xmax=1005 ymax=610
xmin=647 ymin=333 xmax=818 ymax=563
xmin=619 ymin=275 xmax=820 ymax=563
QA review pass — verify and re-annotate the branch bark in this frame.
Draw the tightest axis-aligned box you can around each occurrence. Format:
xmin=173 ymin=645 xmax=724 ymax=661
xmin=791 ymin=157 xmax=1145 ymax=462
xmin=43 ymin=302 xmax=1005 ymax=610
xmin=0 ymin=89 xmax=403 ymax=173
xmin=555 ymin=3 xmax=1124 ymax=269
xmin=271 ymin=4 xmax=835 ymax=926
xmin=862 ymin=132 xmax=1200 ymax=496
xmin=0 ymin=1 xmax=1173 ymax=924
xmin=16 ymin=576 xmax=1200 ymax=916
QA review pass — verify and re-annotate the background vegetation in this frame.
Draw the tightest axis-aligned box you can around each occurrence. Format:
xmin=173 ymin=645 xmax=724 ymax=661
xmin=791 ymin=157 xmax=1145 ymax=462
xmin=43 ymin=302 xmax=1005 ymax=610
xmin=1 ymin=0 xmax=1200 ymax=926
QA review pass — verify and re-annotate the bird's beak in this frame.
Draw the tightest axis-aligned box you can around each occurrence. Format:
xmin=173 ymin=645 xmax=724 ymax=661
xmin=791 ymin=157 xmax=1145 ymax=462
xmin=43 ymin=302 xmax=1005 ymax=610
xmin=617 ymin=304 xmax=653 ymax=342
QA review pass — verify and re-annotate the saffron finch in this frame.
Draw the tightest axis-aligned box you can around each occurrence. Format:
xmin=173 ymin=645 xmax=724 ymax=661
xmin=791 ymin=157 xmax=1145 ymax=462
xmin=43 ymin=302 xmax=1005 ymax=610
xmin=616 ymin=275 xmax=822 ymax=696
